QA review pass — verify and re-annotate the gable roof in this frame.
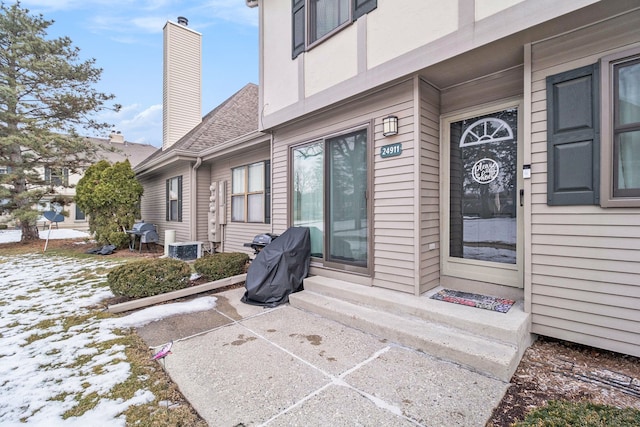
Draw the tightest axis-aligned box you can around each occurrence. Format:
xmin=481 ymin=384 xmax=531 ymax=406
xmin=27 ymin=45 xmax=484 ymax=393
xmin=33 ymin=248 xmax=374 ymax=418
xmin=86 ymin=137 xmax=159 ymax=167
xmin=174 ymin=83 xmax=259 ymax=151
xmin=135 ymin=83 xmax=259 ymax=171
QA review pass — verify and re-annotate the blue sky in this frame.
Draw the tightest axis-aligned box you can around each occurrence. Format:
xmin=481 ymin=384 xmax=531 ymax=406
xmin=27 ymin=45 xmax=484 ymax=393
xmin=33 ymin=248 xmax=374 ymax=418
xmin=18 ymin=0 xmax=259 ymax=148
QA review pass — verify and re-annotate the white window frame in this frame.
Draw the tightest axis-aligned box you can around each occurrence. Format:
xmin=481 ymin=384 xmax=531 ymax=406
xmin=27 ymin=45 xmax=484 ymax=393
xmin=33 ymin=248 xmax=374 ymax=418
xmin=231 ymin=161 xmax=269 ymax=223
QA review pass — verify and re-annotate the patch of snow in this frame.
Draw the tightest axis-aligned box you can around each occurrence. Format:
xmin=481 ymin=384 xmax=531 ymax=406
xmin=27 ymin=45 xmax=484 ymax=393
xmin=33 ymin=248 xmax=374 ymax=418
xmin=0 ymin=254 xmax=217 ymax=425
xmin=0 ymin=228 xmax=91 ymax=243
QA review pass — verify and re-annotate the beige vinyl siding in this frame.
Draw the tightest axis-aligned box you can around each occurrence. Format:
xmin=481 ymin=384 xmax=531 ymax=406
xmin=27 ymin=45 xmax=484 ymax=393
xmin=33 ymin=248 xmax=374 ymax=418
xmin=163 ymin=21 xmax=202 ymax=150
xmin=529 ymin=9 xmax=640 ymax=357
xmin=440 ymin=67 xmax=524 ymax=115
xmin=138 ymin=162 xmax=191 ymax=244
xmin=272 ymin=79 xmax=417 ymax=293
xmin=419 ymin=79 xmax=441 ymax=294
xmin=210 ymin=147 xmax=271 ymax=256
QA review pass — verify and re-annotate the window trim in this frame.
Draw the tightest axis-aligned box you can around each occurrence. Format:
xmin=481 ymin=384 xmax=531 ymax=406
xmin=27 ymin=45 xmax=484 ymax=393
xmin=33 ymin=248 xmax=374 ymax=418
xmin=231 ymin=160 xmax=271 ymax=224
xmin=600 ymin=45 xmax=640 ymax=207
xmin=166 ymin=175 xmax=182 ymax=222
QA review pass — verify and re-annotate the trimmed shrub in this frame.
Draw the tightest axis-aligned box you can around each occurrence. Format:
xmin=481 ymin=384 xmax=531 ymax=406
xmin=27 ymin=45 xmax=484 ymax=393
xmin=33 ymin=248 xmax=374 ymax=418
xmin=107 ymin=258 xmax=192 ymax=298
xmin=193 ymin=252 xmax=249 ymax=281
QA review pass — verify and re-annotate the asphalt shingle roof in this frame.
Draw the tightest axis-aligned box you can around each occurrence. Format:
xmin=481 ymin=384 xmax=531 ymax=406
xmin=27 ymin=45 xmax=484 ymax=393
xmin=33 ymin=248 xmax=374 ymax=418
xmin=135 ymin=82 xmax=259 ymax=170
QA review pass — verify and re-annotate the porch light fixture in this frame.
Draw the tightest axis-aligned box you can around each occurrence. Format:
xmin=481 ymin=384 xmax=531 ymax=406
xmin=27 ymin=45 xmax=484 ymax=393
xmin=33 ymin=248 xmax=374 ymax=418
xmin=382 ymin=115 xmax=398 ymax=137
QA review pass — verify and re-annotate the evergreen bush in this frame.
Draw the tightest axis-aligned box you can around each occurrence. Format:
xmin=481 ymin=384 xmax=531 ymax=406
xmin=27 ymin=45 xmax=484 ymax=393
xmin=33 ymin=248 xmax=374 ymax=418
xmin=107 ymin=258 xmax=191 ymax=298
xmin=193 ymin=252 xmax=249 ymax=281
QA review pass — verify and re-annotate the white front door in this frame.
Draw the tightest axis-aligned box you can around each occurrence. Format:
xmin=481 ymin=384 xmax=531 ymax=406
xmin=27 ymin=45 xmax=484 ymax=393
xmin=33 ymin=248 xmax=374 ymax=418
xmin=441 ymin=100 xmax=524 ymax=287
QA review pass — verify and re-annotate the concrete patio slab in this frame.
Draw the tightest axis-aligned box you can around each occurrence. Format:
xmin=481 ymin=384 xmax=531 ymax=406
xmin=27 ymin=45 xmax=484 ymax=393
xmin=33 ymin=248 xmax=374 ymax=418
xmin=138 ymin=288 xmax=509 ymax=426
xmin=344 ymin=346 xmax=508 ymax=426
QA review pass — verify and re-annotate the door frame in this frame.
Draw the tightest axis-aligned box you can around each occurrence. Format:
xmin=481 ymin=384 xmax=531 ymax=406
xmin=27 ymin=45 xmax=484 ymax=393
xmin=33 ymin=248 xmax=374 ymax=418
xmin=440 ymin=98 xmax=524 ymax=288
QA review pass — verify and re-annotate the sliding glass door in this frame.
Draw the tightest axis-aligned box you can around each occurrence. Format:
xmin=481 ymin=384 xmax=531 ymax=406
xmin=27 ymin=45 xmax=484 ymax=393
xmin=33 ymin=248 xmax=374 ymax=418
xmin=293 ymin=128 xmax=369 ymax=271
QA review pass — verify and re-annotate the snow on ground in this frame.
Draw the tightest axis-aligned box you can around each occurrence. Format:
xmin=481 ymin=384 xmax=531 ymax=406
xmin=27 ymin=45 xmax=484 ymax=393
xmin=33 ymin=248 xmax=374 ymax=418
xmin=0 ymin=253 xmax=216 ymax=425
xmin=0 ymin=228 xmax=92 ymax=244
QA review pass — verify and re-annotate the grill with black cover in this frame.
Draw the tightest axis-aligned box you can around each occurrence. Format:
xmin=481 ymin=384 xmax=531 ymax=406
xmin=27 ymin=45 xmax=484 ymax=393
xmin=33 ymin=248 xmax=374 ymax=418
xmin=241 ymin=227 xmax=310 ymax=307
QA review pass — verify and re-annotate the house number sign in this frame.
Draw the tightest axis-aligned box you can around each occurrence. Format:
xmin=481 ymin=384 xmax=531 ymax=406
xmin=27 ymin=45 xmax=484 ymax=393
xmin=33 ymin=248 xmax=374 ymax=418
xmin=380 ymin=142 xmax=402 ymax=158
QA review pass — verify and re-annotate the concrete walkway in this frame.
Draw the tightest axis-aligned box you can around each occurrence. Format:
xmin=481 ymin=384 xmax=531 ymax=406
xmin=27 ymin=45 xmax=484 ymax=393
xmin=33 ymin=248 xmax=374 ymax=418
xmin=136 ymin=287 xmax=508 ymax=426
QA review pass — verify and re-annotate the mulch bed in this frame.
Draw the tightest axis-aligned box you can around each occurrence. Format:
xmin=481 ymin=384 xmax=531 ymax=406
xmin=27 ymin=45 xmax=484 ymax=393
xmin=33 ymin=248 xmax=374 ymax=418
xmin=486 ymin=336 xmax=640 ymax=426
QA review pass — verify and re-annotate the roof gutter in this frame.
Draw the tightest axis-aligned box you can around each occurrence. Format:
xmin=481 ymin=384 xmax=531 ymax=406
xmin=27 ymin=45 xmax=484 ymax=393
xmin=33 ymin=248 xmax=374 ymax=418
xmin=199 ymin=130 xmax=267 ymax=161
xmin=134 ymin=149 xmax=197 ymax=177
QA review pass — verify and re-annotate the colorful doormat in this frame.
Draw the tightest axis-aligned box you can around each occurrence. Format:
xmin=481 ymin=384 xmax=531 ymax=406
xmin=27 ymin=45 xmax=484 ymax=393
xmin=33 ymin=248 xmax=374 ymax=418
xmin=430 ymin=289 xmax=515 ymax=313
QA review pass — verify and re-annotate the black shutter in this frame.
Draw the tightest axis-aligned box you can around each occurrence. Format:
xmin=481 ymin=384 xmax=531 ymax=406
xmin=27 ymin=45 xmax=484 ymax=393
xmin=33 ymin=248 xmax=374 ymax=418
xmin=177 ymin=175 xmax=183 ymax=222
xmin=353 ymin=0 xmax=377 ymax=20
xmin=292 ymin=0 xmax=305 ymax=59
xmin=165 ymin=179 xmax=170 ymax=221
xmin=546 ymin=64 xmax=600 ymax=205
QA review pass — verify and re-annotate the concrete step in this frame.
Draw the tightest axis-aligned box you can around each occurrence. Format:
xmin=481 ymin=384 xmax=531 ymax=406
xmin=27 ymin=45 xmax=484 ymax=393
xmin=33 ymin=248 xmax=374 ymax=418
xmin=288 ymin=276 xmax=533 ymax=381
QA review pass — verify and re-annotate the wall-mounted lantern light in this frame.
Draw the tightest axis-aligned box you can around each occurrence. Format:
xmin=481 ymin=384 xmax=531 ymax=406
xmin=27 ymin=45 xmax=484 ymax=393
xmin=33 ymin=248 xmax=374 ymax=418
xmin=382 ymin=115 xmax=398 ymax=137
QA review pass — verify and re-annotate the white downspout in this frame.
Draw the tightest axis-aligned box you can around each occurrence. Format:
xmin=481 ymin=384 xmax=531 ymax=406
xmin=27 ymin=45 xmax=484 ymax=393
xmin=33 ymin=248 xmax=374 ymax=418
xmin=190 ymin=157 xmax=202 ymax=241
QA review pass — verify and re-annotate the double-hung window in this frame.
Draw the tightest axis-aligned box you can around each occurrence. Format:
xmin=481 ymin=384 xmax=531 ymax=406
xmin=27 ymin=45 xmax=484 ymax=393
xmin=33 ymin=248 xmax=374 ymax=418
xmin=231 ymin=161 xmax=271 ymax=223
xmin=44 ymin=167 xmax=69 ymax=186
xmin=292 ymin=0 xmax=377 ymax=58
xmin=601 ymin=47 xmax=640 ymax=206
xmin=166 ymin=176 xmax=182 ymax=222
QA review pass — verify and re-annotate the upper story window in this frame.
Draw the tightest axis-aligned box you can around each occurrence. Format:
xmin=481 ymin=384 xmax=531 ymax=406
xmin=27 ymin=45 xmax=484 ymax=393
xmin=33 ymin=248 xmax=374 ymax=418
xmin=0 ymin=166 xmax=11 ymax=174
xmin=310 ymin=0 xmax=350 ymax=43
xmin=231 ymin=161 xmax=271 ymax=223
xmin=292 ymin=0 xmax=377 ymax=58
xmin=44 ymin=167 xmax=69 ymax=186
xmin=166 ymin=176 xmax=182 ymax=222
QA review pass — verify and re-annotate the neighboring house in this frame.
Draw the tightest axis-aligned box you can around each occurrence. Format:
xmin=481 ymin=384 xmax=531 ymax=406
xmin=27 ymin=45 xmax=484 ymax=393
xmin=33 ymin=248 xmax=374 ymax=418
xmin=249 ymin=0 xmax=640 ymax=377
xmin=1 ymin=132 xmax=158 ymax=230
xmin=135 ymin=83 xmax=271 ymax=254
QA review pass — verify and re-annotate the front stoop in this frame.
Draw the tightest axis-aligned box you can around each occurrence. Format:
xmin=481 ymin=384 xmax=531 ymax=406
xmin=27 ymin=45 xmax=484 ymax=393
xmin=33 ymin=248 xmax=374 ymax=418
xmin=288 ymin=276 xmax=534 ymax=382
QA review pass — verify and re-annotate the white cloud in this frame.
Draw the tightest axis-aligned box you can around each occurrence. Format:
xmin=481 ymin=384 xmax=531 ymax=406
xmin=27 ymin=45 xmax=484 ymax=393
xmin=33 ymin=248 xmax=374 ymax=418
xmin=117 ymin=104 xmax=163 ymax=147
xmin=200 ymin=0 xmax=259 ymax=27
xmin=97 ymin=103 xmax=163 ymax=147
xmin=130 ymin=16 xmax=173 ymax=33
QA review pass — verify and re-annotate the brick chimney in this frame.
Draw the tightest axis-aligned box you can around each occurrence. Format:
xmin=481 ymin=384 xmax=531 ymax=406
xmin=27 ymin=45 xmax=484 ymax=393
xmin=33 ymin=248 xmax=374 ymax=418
xmin=162 ymin=17 xmax=202 ymax=150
